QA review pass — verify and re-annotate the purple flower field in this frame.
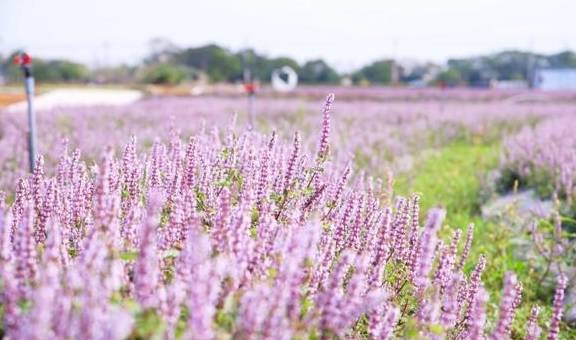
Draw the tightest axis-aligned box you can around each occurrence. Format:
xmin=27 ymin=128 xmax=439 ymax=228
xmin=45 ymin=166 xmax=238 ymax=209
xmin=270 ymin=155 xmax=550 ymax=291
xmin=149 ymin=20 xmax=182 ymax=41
xmin=0 ymin=91 xmax=575 ymax=339
xmin=503 ymin=116 xmax=576 ymax=205
xmin=1 ymin=92 xmax=575 ymax=191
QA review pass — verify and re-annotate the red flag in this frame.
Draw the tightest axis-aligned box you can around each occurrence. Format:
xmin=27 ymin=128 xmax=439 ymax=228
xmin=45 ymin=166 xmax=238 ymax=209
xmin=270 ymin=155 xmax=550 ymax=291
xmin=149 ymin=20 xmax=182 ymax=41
xmin=22 ymin=53 xmax=32 ymax=65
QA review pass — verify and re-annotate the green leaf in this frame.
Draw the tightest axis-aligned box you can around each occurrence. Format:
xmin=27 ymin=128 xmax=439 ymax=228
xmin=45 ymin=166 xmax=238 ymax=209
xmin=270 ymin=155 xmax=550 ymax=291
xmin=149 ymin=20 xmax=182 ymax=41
xmin=120 ymin=250 xmax=139 ymax=261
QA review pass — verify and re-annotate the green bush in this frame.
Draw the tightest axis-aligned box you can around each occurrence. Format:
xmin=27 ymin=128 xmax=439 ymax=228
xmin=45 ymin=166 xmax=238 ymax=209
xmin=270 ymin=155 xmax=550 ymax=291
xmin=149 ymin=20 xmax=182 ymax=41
xmin=140 ymin=64 xmax=191 ymax=85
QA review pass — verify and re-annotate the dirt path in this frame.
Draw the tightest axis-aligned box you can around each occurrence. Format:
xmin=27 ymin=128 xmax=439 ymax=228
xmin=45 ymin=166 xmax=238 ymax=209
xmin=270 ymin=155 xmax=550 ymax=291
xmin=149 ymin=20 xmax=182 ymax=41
xmin=4 ymin=88 xmax=142 ymax=112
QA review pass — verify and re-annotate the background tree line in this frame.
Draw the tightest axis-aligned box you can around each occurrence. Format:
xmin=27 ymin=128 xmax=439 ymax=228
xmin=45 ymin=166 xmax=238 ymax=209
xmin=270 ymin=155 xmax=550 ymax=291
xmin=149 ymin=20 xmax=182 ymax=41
xmin=2 ymin=44 xmax=576 ymax=87
xmin=0 ymin=51 xmax=90 ymax=84
xmin=436 ymin=50 xmax=576 ymax=87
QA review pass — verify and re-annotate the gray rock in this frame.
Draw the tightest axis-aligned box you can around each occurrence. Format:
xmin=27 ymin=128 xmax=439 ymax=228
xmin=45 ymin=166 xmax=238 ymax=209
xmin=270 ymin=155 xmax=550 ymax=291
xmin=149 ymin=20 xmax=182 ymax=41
xmin=482 ymin=191 xmax=576 ymax=325
xmin=481 ymin=190 xmax=554 ymax=230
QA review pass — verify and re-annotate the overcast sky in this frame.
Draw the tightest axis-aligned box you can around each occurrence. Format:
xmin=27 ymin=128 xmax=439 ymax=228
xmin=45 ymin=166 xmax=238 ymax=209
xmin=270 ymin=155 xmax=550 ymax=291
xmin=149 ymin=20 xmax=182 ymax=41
xmin=1 ymin=0 xmax=575 ymax=71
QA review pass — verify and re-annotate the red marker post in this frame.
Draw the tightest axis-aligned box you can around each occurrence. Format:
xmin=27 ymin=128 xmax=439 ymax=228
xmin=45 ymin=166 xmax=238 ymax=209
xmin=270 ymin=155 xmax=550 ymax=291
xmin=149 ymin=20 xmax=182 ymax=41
xmin=13 ymin=52 xmax=37 ymax=172
xmin=243 ymin=81 xmax=257 ymax=130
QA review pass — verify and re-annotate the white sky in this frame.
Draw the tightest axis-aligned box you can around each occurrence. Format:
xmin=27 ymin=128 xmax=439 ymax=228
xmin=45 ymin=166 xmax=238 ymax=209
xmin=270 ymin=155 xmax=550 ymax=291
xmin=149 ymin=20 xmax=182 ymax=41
xmin=1 ymin=0 xmax=575 ymax=71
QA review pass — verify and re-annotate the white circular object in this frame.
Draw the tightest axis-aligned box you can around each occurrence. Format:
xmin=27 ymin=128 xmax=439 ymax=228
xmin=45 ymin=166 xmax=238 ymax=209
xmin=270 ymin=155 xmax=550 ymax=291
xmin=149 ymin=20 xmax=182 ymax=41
xmin=271 ymin=66 xmax=298 ymax=92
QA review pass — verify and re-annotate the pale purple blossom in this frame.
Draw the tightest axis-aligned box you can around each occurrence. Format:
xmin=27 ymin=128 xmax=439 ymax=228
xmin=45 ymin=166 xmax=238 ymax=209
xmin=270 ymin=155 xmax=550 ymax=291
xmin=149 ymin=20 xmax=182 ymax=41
xmin=526 ymin=305 xmax=542 ymax=340
xmin=491 ymin=272 xmax=522 ymax=339
xmin=548 ymin=275 xmax=567 ymax=340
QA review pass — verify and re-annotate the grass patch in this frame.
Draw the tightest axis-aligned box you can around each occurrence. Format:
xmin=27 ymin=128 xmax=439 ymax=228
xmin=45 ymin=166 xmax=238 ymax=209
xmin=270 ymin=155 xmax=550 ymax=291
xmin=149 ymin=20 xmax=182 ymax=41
xmin=395 ymin=142 xmax=499 ymax=226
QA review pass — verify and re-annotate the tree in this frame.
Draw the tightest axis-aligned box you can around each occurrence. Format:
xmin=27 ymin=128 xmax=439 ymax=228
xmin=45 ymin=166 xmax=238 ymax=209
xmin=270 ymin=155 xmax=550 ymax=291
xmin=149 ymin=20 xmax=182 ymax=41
xmin=353 ymin=59 xmax=395 ymax=85
xmin=172 ymin=44 xmax=242 ymax=82
xmin=446 ymin=58 xmax=494 ymax=87
xmin=139 ymin=64 xmax=191 ymax=85
xmin=298 ymin=59 xmax=340 ymax=84
xmin=51 ymin=61 xmax=90 ymax=82
xmin=434 ymin=69 xmax=462 ymax=87
xmin=547 ymin=51 xmax=576 ymax=68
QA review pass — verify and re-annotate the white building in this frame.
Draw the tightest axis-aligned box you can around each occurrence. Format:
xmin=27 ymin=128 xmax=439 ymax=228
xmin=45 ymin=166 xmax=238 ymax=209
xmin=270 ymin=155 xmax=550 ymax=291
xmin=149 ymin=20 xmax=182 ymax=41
xmin=533 ymin=69 xmax=576 ymax=90
xmin=491 ymin=80 xmax=529 ymax=89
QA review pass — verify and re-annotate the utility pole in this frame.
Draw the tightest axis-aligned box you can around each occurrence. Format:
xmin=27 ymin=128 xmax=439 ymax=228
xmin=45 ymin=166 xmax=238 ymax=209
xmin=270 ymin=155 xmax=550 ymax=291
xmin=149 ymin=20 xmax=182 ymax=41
xmin=13 ymin=52 xmax=37 ymax=172
xmin=242 ymin=50 xmax=256 ymax=130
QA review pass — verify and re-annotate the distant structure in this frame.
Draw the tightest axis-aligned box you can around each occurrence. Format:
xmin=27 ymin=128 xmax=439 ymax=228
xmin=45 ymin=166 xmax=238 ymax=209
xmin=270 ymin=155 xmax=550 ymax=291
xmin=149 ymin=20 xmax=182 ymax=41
xmin=0 ymin=63 xmax=5 ymax=85
xmin=271 ymin=66 xmax=298 ymax=92
xmin=491 ymin=80 xmax=529 ymax=90
xmin=390 ymin=61 xmax=400 ymax=85
xmin=532 ymin=69 xmax=576 ymax=90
